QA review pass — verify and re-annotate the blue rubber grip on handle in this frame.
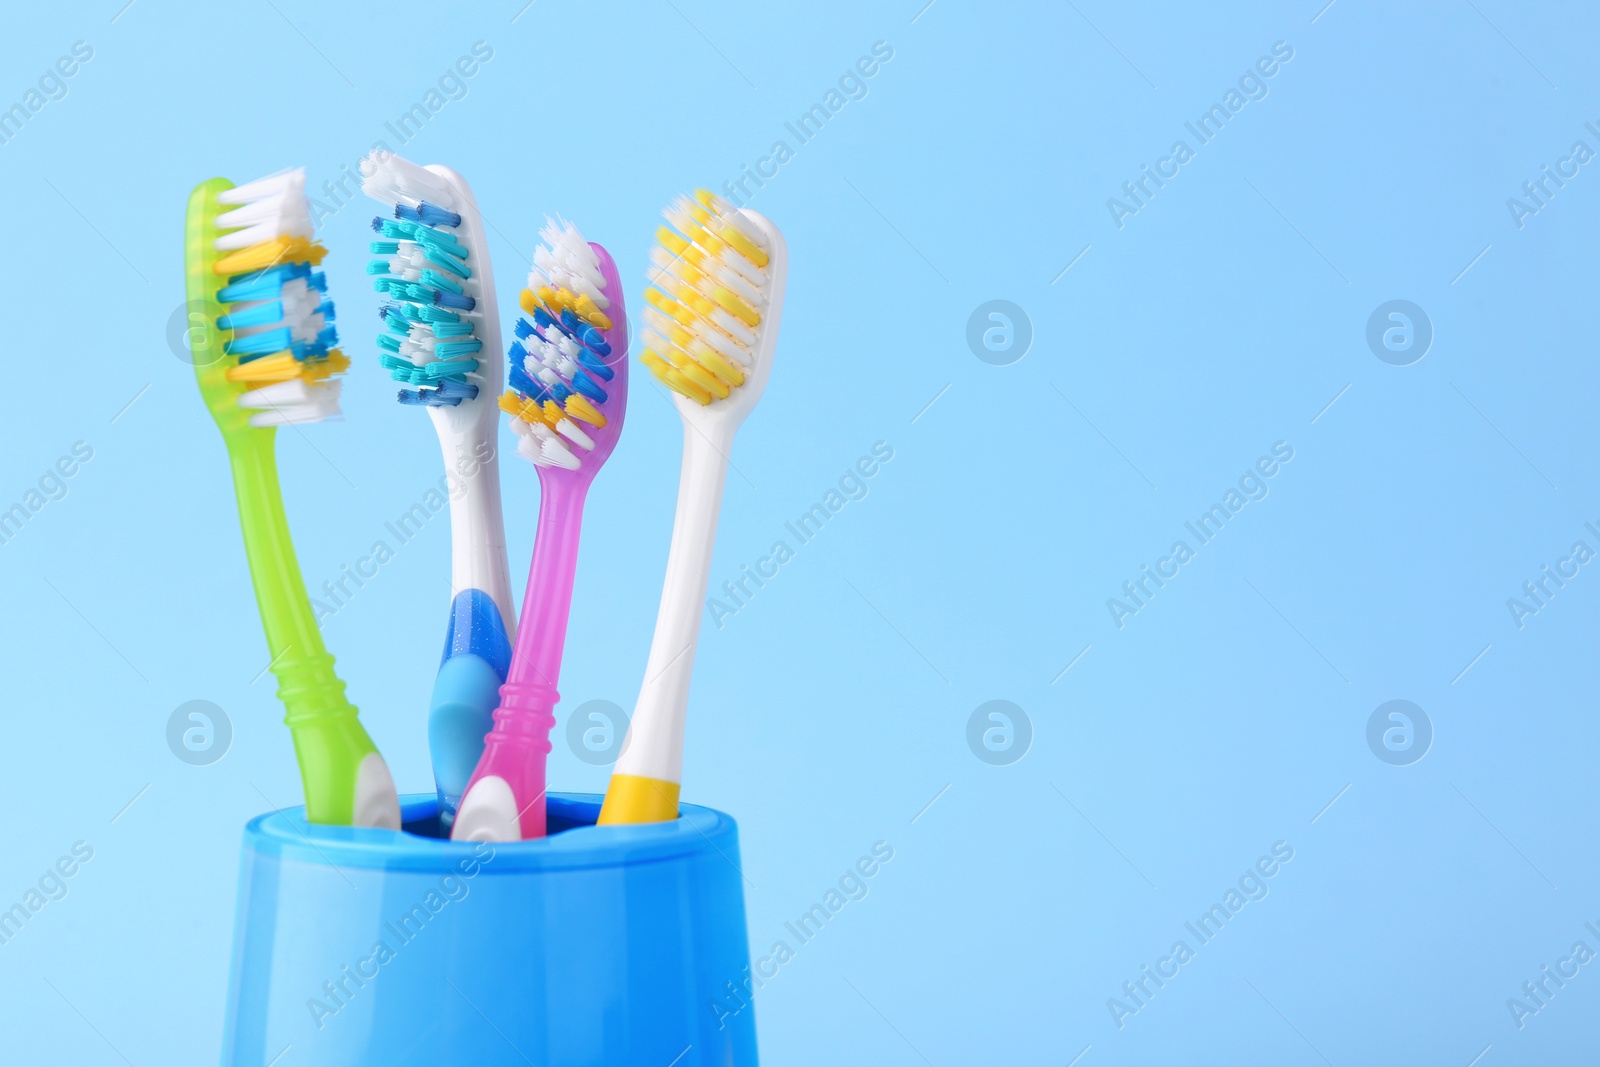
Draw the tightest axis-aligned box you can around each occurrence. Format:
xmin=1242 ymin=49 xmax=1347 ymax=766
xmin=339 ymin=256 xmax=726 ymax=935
xmin=430 ymin=589 xmax=512 ymax=828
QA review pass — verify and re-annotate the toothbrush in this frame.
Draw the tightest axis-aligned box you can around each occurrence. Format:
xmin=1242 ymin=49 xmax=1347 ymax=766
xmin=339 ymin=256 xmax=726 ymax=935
xmin=359 ymin=153 xmax=515 ymax=832
xmin=451 ymin=220 xmax=629 ymax=842
xmin=185 ymin=168 xmax=400 ymax=828
xmin=599 ymin=191 xmax=786 ymax=825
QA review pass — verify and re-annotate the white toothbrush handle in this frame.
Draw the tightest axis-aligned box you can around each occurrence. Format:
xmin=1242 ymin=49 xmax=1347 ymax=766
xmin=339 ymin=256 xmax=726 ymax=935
xmin=616 ymin=420 xmax=734 ymax=783
xmin=437 ymin=413 xmax=515 ymax=633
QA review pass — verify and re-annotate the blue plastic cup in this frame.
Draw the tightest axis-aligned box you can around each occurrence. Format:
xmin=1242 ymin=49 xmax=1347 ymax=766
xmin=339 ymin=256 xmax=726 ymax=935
xmin=221 ymin=793 xmax=758 ymax=1065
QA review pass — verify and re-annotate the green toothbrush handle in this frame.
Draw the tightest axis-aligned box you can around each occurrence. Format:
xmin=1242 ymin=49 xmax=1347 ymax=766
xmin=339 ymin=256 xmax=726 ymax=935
xmin=228 ymin=432 xmax=380 ymax=825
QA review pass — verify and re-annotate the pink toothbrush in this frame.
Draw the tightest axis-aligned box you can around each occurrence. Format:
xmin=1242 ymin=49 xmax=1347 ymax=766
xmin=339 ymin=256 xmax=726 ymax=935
xmin=451 ymin=220 xmax=628 ymax=842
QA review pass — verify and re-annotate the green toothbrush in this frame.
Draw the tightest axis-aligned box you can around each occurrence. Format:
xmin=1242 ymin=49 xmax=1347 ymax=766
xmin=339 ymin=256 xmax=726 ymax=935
xmin=185 ymin=169 xmax=399 ymax=827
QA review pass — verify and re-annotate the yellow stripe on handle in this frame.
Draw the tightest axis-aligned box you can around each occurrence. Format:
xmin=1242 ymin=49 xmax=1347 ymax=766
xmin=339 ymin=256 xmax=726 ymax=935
xmin=597 ymin=774 xmax=681 ymax=825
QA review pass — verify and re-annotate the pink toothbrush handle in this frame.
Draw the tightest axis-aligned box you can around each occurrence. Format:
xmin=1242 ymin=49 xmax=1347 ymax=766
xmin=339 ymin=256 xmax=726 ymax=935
xmin=465 ymin=472 xmax=590 ymax=839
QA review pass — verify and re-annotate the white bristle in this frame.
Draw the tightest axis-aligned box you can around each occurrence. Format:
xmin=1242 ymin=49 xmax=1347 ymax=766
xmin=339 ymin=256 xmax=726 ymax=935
xmin=239 ymin=379 xmax=342 ymax=427
xmin=212 ymin=166 xmax=346 ymax=426
xmin=553 ymin=418 xmax=593 ymax=451
xmin=359 ymin=151 xmax=457 ymax=210
xmin=695 ymin=190 xmax=767 ymax=249
xmin=214 ymin=168 xmax=312 ymax=250
xmin=510 ymin=417 xmax=581 ymax=470
xmin=640 ymin=192 xmax=783 ymax=408
xmin=505 ymin=217 xmax=616 ymax=471
xmin=217 ymin=168 xmax=304 ymax=206
xmin=530 ymin=218 xmax=609 ymax=310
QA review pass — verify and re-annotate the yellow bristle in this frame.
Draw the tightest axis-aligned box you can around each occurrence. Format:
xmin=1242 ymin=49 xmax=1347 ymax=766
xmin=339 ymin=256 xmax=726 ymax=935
xmin=572 ymin=293 xmax=612 ymax=331
xmin=662 ymin=320 xmax=694 ymax=349
xmin=683 ymin=290 xmax=717 ymax=320
xmin=657 ymin=226 xmax=691 ymax=257
xmin=214 ymin=236 xmax=324 ymax=275
xmin=519 ymin=289 xmax=540 ymax=317
xmin=226 ymin=353 xmax=299 ymax=384
xmin=641 ymin=349 xmax=712 ymax=405
xmin=716 ymin=223 xmax=768 ymax=269
xmin=711 ymin=286 xmax=760 ymax=327
xmin=564 ymin=393 xmax=606 ymax=428
xmin=538 ymin=286 xmax=568 ymax=313
xmin=645 ymin=287 xmax=695 ymax=327
xmin=500 ymin=392 xmax=544 ymax=426
xmin=302 ymin=351 xmax=349 ymax=380
xmin=668 ymin=349 xmax=730 ymax=400
xmin=691 ymin=344 xmax=744 ymax=388
xmin=541 ymin=400 xmax=568 ymax=428
xmin=658 ymin=253 xmax=706 ymax=290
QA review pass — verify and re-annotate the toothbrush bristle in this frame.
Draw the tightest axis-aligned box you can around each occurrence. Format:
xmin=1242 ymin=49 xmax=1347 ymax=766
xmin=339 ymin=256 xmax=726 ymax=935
xmin=210 ymin=167 xmax=346 ymax=426
xmin=361 ymin=152 xmax=484 ymax=408
xmin=499 ymin=219 xmax=618 ymax=470
xmin=639 ymin=188 xmax=771 ymax=406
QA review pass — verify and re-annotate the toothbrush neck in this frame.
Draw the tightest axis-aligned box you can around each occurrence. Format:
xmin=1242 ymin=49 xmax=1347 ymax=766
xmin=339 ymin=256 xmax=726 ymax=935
xmin=504 ymin=471 xmax=592 ymax=703
xmin=225 ymin=433 xmax=350 ymax=723
xmin=434 ymin=414 xmax=514 ymax=634
xmin=631 ymin=420 xmax=734 ymax=722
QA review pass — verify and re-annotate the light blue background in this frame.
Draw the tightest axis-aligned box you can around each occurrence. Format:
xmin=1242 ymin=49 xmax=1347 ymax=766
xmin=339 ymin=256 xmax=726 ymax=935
xmin=2 ymin=1 xmax=1597 ymax=1063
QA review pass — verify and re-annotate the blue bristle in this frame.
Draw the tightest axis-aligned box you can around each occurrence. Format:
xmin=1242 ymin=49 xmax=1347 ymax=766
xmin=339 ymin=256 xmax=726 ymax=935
xmin=576 ymin=349 xmax=614 ymax=381
xmin=368 ymin=197 xmax=482 ymax=405
xmin=217 ymin=300 xmax=283 ymax=331
xmin=435 ymin=378 xmax=479 ymax=400
xmin=423 ymin=203 xmax=462 ymax=226
xmin=513 ymin=319 xmax=535 ymax=340
xmin=225 ymin=326 xmax=291 ymax=357
xmin=434 ymin=339 xmax=482 ymax=359
xmin=423 ymin=269 xmax=464 ymax=295
xmin=398 ymin=202 xmax=463 ymax=227
xmin=508 ymin=363 xmax=549 ymax=402
xmin=422 ymin=247 xmax=469 ymax=279
xmin=571 ymin=370 xmax=606 ymax=404
xmin=217 ymin=263 xmax=306 ymax=303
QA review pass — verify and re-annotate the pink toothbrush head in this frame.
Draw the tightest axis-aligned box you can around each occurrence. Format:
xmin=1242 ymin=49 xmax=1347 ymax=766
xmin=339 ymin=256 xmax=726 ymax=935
xmin=501 ymin=220 xmax=628 ymax=478
xmin=451 ymin=220 xmax=628 ymax=842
